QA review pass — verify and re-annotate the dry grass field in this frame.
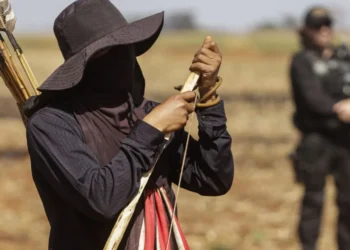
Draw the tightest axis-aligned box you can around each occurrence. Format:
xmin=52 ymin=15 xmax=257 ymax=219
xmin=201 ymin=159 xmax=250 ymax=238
xmin=1 ymin=30 xmax=350 ymax=250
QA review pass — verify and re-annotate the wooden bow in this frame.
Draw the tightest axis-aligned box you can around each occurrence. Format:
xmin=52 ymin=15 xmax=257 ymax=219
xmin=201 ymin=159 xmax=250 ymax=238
xmin=104 ymin=72 xmax=200 ymax=250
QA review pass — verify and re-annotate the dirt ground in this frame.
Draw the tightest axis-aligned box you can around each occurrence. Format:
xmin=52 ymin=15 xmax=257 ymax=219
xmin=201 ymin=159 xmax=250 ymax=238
xmin=0 ymin=32 xmax=344 ymax=250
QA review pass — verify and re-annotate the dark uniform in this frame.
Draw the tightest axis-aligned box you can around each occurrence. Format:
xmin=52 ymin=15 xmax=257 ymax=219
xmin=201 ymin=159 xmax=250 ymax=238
xmin=290 ymin=45 xmax=350 ymax=250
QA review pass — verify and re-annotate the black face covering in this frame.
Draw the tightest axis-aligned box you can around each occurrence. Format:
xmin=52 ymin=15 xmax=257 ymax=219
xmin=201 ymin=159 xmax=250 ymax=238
xmin=71 ymin=45 xmax=148 ymax=166
xmin=80 ymin=45 xmax=136 ymax=100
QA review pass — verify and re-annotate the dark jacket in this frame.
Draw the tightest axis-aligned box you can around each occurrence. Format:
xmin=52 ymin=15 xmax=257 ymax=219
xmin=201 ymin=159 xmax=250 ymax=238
xmin=26 ymin=99 xmax=234 ymax=250
xmin=289 ymin=49 xmax=350 ymax=140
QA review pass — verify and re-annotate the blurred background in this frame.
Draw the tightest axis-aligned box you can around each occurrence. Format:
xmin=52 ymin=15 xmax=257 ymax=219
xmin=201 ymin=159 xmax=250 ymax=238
xmin=0 ymin=0 xmax=350 ymax=249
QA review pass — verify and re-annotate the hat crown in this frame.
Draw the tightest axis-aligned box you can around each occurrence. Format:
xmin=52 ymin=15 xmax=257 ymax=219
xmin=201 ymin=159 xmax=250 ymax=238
xmin=54 ymin=0 xmax=128 ymax=60
xmin=304 ymin=6 xmax=333 ymax=28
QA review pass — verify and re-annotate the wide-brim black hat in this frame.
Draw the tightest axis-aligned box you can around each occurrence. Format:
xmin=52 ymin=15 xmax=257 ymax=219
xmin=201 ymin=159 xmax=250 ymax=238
xmin=38 ymin=0 xmax=164 ymax=92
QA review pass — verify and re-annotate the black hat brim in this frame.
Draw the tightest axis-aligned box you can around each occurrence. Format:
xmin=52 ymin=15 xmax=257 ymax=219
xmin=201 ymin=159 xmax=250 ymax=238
xmin=38 ymin=11 xmax=164 ymax=91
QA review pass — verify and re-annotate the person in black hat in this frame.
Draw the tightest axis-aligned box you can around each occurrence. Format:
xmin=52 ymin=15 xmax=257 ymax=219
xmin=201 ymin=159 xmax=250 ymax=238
xmin=25 ymin=0 xmax=234 ymax=249
xmin=289 ymin=6 xmax=350 ymax=250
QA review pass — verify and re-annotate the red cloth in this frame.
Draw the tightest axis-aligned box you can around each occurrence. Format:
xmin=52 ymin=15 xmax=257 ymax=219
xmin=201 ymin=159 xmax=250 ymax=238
xmin=142 ymin=188 xmax=189 ymax=250
xmin=144 ymin=190 xmax=156 ymax=249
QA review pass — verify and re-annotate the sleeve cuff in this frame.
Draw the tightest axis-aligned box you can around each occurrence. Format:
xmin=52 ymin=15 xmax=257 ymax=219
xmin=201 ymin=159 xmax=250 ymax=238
xmin=196 ymin=100 xmax=227 ymax=125
xmin=128 ymin=120 xmax=165 ymax=149
xmin=196 ymin=100 xmax=228 ymax=139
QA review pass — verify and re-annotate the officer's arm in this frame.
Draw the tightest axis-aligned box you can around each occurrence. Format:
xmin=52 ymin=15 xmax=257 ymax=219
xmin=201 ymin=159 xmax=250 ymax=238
xmin=290 ymin=54 xmax=337 ymax=116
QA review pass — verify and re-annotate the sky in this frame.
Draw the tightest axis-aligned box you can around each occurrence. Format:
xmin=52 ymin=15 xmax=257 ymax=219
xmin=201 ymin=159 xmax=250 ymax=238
xmin=10 ymin=0 xmax=350 ymax=34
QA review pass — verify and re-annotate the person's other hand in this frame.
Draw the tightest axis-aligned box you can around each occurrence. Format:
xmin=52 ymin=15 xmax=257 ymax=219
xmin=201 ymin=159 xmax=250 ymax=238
xmin=333 ymin=99 xmax=350 ymax=123
xmin=190 ymin=36 xmax=222 ymax=101
xmin=143 ymin=91 xmax=196 ymax=134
